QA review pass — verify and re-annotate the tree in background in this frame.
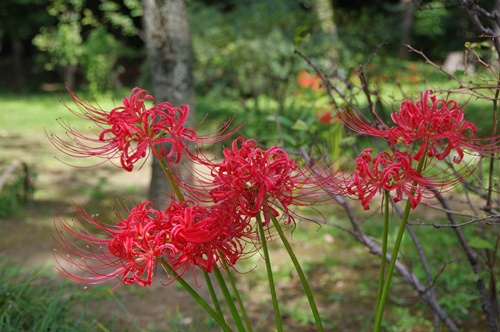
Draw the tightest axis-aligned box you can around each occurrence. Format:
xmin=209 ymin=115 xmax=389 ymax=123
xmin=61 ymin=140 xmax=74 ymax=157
xmin=32 ymin=0 xmax=84 ymax=88
xmin=311 ymin=0 xmax=339 ymax=65
xmin=143 ymin=0 xmax=196 ymax=209
xmin=0 ymin=0 xmax=51 ymax=90
xmin=31 ymin=0 xmax=141 ymax=93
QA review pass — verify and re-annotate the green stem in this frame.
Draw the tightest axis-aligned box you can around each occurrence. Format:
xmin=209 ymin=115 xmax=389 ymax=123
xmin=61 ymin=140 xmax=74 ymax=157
xmin=257 ymin=213 xmax=283 ymax=332
xmin=373 ymin=156 xmax=427 ymax=332
xmin=213 ymin=267 xmax=246 ymax=332
xmin=221 ymin=258 xmax=253 ymax=332
xmin=204 ymin=271 xmax=225 ymax=322
xmin=268 ymin=213 xmax=324 ymax=332
xmin=159 ymin=262 xmax=232 ymax=332
xmin=375 ymin=191 xmax=390 ymax=312
xmin=152 ymin=146 xmax=184 ymax=201
xmin=373 ymin=199 xmax=411 ymax=331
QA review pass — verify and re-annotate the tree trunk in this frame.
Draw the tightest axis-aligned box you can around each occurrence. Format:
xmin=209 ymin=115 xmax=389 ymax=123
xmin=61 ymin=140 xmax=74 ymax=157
xmin=143 ymin=0 xmax=195 ymax=209
xmin=398 ymin=0 xmax=415 ymax=59
xmin=312 ymin=0 xmax=338 ymax=65
xmin=62 ymin=65 xmax=77 ymax=88
xmin=10 ymin=31 xmax=26 ymax=90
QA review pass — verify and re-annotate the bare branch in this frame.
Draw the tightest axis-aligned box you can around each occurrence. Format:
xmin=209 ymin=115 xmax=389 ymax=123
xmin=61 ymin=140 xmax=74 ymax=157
xmin=405 ymin=44 xmax=462 ymax=84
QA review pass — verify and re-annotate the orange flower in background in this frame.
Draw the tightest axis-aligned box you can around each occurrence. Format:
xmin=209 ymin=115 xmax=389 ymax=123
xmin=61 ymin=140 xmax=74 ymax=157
xmin=297 ymin=70 xmax=324 ymax=92
xmin=316 ymin=107 xmax=340 ymax=125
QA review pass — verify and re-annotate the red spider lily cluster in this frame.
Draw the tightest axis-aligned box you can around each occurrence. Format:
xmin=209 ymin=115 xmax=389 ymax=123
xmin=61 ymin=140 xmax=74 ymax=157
xmin=52 ymin=87 xmax=323 ymax=289
xmin=338 ymin=90 xmax=499 ymax=210
xmin=346 ymin=149 xmax=429 ymax=210
xmin=52 ymin=87 xmax=498 ymax=291
xmin=50 ymin=86 xmax=232 ymax=171
xmin=54 ymin=200 xmax=252 ymax=289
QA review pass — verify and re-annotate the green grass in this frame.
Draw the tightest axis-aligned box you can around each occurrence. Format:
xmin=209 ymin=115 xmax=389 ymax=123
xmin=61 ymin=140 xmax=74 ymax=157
xmin=0 ymin=259 xmax=116 ymax=331
xmin=0 ymin=89 xmax=129 ymax=135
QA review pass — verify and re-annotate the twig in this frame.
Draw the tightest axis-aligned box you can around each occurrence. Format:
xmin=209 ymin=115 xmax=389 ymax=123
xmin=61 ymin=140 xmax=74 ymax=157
xmin=405 ymin=44 xmax=462 ymax=84
xmin=431 ymin=188 xmax=498 ymax=332
xmin=408 ymin=215 xmax=500 ymax=228
xmin=294 ymin=48 xmax=354 ymax=110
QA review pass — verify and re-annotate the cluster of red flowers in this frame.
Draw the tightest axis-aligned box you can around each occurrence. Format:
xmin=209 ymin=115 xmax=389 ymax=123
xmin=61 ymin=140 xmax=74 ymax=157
xmin=346 ymin=149 xmax=429 ymax=210
xmin=54 ymin=200 xmax=252 ymax=289
xmin=50 ymin=86 xmax=232 ymax=171
xmin=53 ymin=87 xmax=321 ymax=289
xmin=54 ymin=87 xmax=493 ymax=288
xmin=339 ymin=90 xmax=498 ymax=210
xmin=208 ymin=137 xmax=314 ymax=225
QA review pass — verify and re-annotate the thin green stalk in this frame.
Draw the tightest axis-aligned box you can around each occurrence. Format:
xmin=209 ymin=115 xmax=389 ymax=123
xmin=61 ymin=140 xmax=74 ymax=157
xmin=373 ymin=199 xmax=412 ymax=331
xmin=159 ymin=262 xmax=232 ymax=332
xmin=257 ymin=213 xmax=283 ymax=332
xmin=204 ymin=271 xmax=225 ymax=322
xmin=221 ymin=258 xmax=253 ymax=332
xmin=268 ymin=213 xmax=324 ymax=332
xmin=213 ymin=267 xmax=246 ymax=332
xmin=152 ymin=146 xmax=184 ymax=201
xmin=373 ymin=156 xmax=427 ymax=332
xmin=375 ymin=191 xmax=390 ymax=312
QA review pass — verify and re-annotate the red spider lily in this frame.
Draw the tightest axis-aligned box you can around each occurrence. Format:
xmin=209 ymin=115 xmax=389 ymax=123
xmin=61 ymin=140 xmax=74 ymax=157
xmin=163 ymin=200 xmax=251 ymax=275
xmin=53 ymin=201 xmax=174 ymax=290
xmin=208 ymin=137 xmax=321 ymax=225
xmin=388 ymin=90 xmax=479 ymax=163
xmin=345 ymin=149 xmax=429 ymax=210
xmin=54 ymin=198 xmax=254 ymax=290
xmin=50 ymin=86 xmax=237 ymax=171
xmin=337 ymin=90 xmax=500 ymax=163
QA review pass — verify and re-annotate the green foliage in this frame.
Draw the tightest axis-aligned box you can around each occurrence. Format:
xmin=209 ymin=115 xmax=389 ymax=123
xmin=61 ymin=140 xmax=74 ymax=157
xmin=99 ymin=0 xmax=142 ymax=36
xmin=32 ymin=20 xmax=83 ymax=70
xmin=384 ymin=307 xmax=432 ymax=331
xmin=0 ymin=0 xmax=52 ymax=40
xmin=82 ymin=26 xmax=125 ymax=94
xmin=190 ymin=2 xmax=303 ymax=95
xmin=335 ymin=5 xmax=400 ymax=65
xmin=0 ymin=162 xmax=34 ymax=219
xmin=190 ymin=0 xmax=343 ymax=155
xmin=412 ymin=1 xmax=474 ymax=59
xmin=0 ymin=260 xmax=105 ymax=330
xmin=32 ymin=0 xmax=141 ymax=94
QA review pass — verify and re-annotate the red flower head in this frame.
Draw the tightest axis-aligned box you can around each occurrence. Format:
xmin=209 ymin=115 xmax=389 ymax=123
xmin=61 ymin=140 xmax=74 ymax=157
xmin=53 ymin=201 xmax=173 ymax=290
xmin=163 ymin=200 xmax=251 ymax=274
xmin=54 ymin=198 xmax=254 ymax=290
xmin=388 ymin=90 xmax=479 ymax=163
xmin=208 ymin=137 xmax=320 ymax=225
xmin=345 ymin=149 xmax=428 ymax=210
xmin=337 ymin=90 xmax=500 ymax=164
xmin=49 ymin=86 xmax=218 ymax=171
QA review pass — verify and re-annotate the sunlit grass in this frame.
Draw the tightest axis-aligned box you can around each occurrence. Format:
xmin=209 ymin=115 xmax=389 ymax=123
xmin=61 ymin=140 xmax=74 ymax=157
xmin=0 ymin=89 xmax=129 ymax=136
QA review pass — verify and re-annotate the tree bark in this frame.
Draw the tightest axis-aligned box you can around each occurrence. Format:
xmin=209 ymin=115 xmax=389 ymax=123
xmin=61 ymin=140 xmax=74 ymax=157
xmin=10 ymin=31 xmax=26 ymax=90
xmin=312 ymin=0 xmax=339 ymax=65
xmin=143 ymin=0 xmax=195 ymax=209
xmin=398 ymin=0 xmax=415 ymax=59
